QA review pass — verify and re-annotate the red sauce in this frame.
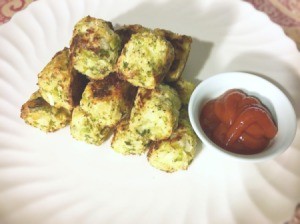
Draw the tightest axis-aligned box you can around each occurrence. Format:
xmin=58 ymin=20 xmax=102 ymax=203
xmin=199 ymin=89 xmax=278 ymax=155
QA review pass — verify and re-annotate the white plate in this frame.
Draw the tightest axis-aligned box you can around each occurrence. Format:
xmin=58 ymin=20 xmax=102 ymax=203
xmin=0 ymin=0 xmax=300 ymax=223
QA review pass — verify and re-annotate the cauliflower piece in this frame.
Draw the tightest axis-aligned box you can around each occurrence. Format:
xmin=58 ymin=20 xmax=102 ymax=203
xmin=154 ymin=28 xmax=192 ymax=82
xmin=70 ymin=16 xmax=121 ymax=80
xmin=20 ymin=91 xmax=71 ymax=132
xmin=147 ymin=108 xmax=199 ymax=172
xmin=117 ymin=31 xmax=174 ymax=89
xmin=70 ymin=106 xmax=111 ymax=145
xmin=129 ymin=84 xmax=181 ymax=141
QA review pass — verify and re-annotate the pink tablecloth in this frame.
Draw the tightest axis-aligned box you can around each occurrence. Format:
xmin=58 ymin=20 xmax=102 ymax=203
xmin=0 ymin=0 xmax=34 ymax=24
xmin=0 ymin=0 xmax=300 ymax=49
xmin=245 ymin=0 xmax=300 ymax=48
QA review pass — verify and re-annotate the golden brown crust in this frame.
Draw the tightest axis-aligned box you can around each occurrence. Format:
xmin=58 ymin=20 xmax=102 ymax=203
xmin=79 ymin=73 xmax=137 ymax=127
xmin=88 ymin=73 xmax=137 ymax=103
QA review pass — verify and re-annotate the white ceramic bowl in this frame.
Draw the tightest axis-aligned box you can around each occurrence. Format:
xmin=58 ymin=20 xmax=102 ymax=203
xmin=188 ymin=72 xmax=297 ymax=162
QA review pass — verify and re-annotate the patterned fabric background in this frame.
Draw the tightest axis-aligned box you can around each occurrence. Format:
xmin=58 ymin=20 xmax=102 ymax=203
xmin=245 ymin=0 xmax=300 ymax=48
xmin=0 ymin=0 xmax=299 ymax=49
xmin=0 ymin=0 xmax=34 ymax=24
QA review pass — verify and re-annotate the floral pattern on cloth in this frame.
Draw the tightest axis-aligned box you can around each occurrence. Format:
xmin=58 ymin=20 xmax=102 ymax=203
xmin=245 ymin=0 xmax=300 ymax=49
xmin=0 ymin=0 xmax=34 ymax=24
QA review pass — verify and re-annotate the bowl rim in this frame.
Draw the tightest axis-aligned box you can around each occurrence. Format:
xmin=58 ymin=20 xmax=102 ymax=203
xmin=188 ymin=71 xmax=297 ymax=162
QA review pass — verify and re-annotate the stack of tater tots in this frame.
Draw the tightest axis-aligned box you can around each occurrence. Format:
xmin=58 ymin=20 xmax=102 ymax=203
xmin=20 ymin=16 xmax=200 ymax=172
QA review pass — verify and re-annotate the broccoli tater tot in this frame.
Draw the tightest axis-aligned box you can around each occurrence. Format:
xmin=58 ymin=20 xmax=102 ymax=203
xmin=111 ymin=119 xmax=150 ymax=155
xmin=38 ymin=48 xmax=88 ymax=111
xmin=20 ymin=91 xmax=71 ymax=132
xmin=129 ymin=84 xmax=181 ymax=141
xmin=154 ymin=28 xmax=192 ymax=82
xmin=147 ymin=108 xmax=198 ymax=172
xmin=70 ymin=107 xmax=111 ymax=145
xmin=70 ymin=16 xmax=121 ymax=80
xmin=117 ymin=31 xmax=174 ymax=89
xmin=170 ymin=78 xmax=195 ymax=105
xmin=80 ymin=73 xmax=136 ymax=127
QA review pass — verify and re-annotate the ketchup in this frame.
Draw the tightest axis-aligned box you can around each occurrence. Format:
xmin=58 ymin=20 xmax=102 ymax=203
xmin=199 ymin=89 xmax=278 ymax=155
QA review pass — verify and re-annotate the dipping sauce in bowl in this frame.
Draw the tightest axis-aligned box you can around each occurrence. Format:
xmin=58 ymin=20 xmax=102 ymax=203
xmin=199 ymin=89 xmax=278 ymax=155
xmin=188 ymin=72 xmax=296 ymax=162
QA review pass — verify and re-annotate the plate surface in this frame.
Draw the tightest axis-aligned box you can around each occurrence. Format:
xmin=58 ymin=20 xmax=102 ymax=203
xmin=0 ymin=0 xmax=300 ymax=223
